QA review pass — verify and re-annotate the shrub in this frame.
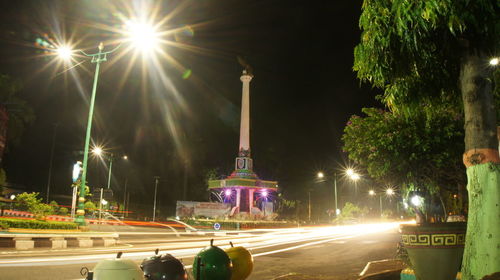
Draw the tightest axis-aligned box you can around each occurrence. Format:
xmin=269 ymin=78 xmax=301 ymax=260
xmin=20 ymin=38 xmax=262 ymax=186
xmin=59 ymin=207 xmax=69 ymax=216
xmin=0 ymin=221 xmax=8 ymax=230
xmin=0 ymin=218 xmax=78 ymax=229
xmin=14 ymin=192 xmax=55 ymax=218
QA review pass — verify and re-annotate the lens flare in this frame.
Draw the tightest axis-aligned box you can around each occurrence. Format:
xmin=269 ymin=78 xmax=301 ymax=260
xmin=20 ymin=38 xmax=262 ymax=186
xmin=56 ymin=46 xmax=72 ymax=60
xmin=125 ymin=20 xmax=160 ymax=53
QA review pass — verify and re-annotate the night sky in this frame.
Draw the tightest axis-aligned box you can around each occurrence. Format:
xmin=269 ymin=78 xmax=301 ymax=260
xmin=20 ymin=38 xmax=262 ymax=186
xmin=0 ymin=0 xmax=380 ymax=216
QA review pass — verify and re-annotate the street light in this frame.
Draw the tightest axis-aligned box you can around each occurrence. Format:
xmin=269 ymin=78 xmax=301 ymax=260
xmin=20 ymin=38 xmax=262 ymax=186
xmin=490 ymin=57 xmax=499 ymax=66
xmin=56 ymin=46 xmax=72 ymax=60
xmin=386 ymin=188 xmax=394 ymax=196
xmin=125 ymin=20 xmax=161 ymax=54
xmin=92 ymin=146 xmax=103 ymax=156
xmin=53 ymin=21 xmax=161 ymax=226
xmin=369 ymin=189 xmax=395 ymax=218
xmin=152 ymin=176 xmax=160 ymax=222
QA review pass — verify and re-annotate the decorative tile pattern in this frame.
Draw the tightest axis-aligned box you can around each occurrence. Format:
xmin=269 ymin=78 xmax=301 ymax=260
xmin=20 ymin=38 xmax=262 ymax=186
xmin=401 ymin=233 xmax=465 ymax=248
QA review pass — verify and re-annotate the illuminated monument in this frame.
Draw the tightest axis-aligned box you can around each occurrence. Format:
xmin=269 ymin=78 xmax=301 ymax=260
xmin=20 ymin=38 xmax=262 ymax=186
xmin=208 ymin=69 xmax=278 ymax=216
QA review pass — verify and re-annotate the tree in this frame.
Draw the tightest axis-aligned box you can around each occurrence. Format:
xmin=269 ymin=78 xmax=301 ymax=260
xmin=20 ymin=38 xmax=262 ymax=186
xmin=0 ymin=74 xmax=35 ymax=147
xmin=353 ymin=1 xmax=499 ymax=277
xmin=14 ymin=192 xmax=54 ymax=219
xmin=342 ymin=107 xmax=466 ymax=219
xmin=49 ymin=200 xmax=59 ymax=213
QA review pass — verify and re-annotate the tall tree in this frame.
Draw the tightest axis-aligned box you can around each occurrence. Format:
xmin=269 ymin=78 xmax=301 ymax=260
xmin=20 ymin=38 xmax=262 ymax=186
xmin=353 ymin=1 xmax=499 ymax=278
xmin=0 ymin=74 xmax=35 ymax=147
xmin=342 ymin=107 xmax=466 ymax=219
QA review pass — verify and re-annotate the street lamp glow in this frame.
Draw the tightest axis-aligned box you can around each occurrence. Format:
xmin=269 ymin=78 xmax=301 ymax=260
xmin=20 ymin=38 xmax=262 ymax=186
xmin=262 ymin=190 xmax=268 ymax=197
xmin=386 ymin=188 xmax=394 ymax=196
xmin=56 ymin=46 xmax=72 ymax=60
xmin=317 ymin=172 xmax=324 ymax=179
xmin=10 ymin=194 xmax=15 ymax=200
xmin=411 ymin=195 xmax=422 ymax=207
xmin=125 ymin=20 xmax=160 ymax=53
xmin=224 ymin=189 xmax=232 ymax=196
xmin=92 ymin=147 xmax=103 ymax=156
xmin=490 ymin=57 xmax=499 ymax=66
xmin=122 ymin=155 xmax=128 ymax=160
xmin=346 ymin=168 xmax=354 ymax=176
xmin=369 ymin=190 xmax=375 ymax=196
xmin=350 ymin=173 xmax=360 ymax=181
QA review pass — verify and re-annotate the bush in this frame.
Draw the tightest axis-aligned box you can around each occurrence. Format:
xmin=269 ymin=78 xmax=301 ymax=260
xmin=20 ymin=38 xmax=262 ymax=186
xmin=14 ymin=192 xmax=55 ymax=218
xmin=59 ymin=207 xmax=69 ymax=216
xmin=0 ymin=221 xmax=8 ymax=230
xmin=0 ymin=218 xmax=78 ymax=229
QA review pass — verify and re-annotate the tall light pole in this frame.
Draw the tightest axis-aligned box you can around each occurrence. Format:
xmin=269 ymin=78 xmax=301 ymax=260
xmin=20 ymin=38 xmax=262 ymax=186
xmin=72 ymin=42 xmax=121 ymax=225
xmin=52 ymin=19 xmax=162 ymax=225
xmin=152 ymin=176 xmax=160 ymax=222
xmin=45 ymin=123 xmax=59 ymax=203
xmin=369 ymin=188 xmax=395 ymax=218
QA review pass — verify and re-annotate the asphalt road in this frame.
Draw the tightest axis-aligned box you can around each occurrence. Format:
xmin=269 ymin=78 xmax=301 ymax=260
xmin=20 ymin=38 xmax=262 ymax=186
xmin=0 ymin=222 xmax=402 ymax=280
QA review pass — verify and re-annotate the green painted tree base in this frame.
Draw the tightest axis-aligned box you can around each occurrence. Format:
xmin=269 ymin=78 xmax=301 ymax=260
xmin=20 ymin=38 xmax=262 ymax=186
xmin=462 ymin=163 xmax=500 ymax=280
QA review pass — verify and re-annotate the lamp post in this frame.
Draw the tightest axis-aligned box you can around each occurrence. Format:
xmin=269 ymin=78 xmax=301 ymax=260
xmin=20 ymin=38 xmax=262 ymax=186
xmin=152 ymin=176 xmax=160 ymax=222
xmin=53 ymin=19 xmax=162 ymax=226
xmin=71 ymin=42 xmax=121 ymax=225
xmin=369 ymin=188 xmax=395 ymax=218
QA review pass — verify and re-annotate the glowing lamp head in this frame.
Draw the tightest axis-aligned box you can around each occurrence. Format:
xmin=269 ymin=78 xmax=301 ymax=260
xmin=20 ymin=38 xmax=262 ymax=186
xmin=261 ymin=190 xmax=268 ymax=197
xmin=346 ymin=168 xmax=354 ymax=176
xmin=351 ymin=173 xmax=360 ymax=181
xmin=123 ymin=155 xmax=128 ymax=160
xmin=10 ymin=194 xmax=16 ymax=200
xmin=490 ymin=57 xmax=499 ymax=66
xmin=92 ymin=147 xmax=103 ymax=156
xmin=125 ymin=20 xmax=160 ymax=53
xmin=386 ymin=188 xmax=394 ymax=196
xmin=411 ymin=195 xmax=422 ymax=207
xmin=368 ymin=190 xmax=375 ymax=196
xmin=56 ymin=46 xmax=72 ymax=60
xmin=317 ymin=172 xmax=324 ymax=179
xmin=224 ymin=189 xmax=232 ymax=196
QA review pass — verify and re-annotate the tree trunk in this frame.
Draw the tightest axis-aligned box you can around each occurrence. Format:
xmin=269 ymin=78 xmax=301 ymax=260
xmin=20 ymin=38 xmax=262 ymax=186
xmin=460 ymin=53 xmax=500 ymax=280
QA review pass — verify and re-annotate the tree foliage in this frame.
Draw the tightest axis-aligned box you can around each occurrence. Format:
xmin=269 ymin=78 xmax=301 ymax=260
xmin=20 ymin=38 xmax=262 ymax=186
xmin=342 ymin=107 xmax=465 ymax=195
xmin=354 ymin=0 xmax=498 ymax=114
xmin=14 ymin=192 xmax=54 ymax=219
xmin=0 ymin=74 xmax=35 ymax=147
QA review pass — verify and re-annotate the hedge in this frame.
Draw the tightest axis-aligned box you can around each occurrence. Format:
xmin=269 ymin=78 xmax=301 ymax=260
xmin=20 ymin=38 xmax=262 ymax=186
xmin=0 ymin=218 xmax=78 ymax=230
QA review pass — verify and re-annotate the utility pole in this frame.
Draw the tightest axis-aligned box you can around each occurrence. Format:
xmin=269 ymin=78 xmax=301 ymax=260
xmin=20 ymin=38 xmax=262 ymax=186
xmin=334 ymin=172 xmax=338 ymax=216
xmin=308 ymin=190 xmax=311 ymax=222
xmin=122 ymin=178 xmax=128 ymax=218
xmin=152 ymin=176 xmax=160 ymax=222
xmin=46 ymin=123 xmax=59 ymax=203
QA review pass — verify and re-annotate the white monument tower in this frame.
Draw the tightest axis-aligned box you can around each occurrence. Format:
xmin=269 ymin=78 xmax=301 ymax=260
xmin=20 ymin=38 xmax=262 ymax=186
xmin=208 ymin=69 xmax=278 ymax=216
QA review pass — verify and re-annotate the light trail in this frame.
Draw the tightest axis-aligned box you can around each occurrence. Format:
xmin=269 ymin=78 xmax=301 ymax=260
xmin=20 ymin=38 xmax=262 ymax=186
xmin=0 ymin=222 xmax=401 ymax=268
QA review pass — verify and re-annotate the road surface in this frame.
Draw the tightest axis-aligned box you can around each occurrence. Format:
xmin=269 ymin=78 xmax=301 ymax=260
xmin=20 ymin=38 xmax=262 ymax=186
xmin=0 ymin=222 xmax=402 ymax=280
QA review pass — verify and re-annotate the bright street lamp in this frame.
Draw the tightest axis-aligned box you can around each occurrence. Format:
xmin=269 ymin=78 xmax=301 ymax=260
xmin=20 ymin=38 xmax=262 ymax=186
xmin=55 ymin=21 xmax=162 ymax=225
xmin=411 ymin=195 xmax=423 ymax=207
xmin=346 ymin=168 xmax=354 ymax=177
xmin=490 ymin=57 xmax=499 ymax=66
xmin=92 ymin=146 xmax=103 ymax=156
xmin=368 ymin=190 xmax=375 ymax=196
xmin=125 ymin=20 xmax=161 ymax=54
xmin=317 ymin=172 xmax=324 ymax=179
xmin=56 ymin=46 xmax=72 ymax=60
xmin=386 ymin=188 xmax=394 ymax=196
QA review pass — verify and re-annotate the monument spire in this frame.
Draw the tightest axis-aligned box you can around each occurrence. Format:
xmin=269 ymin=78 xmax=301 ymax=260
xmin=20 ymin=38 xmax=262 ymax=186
xmin=239 ymin=70 xmax=252 ymax=157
